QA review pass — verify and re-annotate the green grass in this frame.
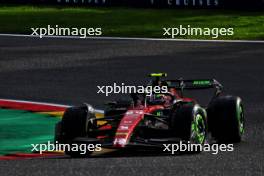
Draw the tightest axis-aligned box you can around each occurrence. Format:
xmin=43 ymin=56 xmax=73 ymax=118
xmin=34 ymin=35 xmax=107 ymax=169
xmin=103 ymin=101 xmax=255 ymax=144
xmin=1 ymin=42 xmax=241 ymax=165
xmin=0 ymin=108 xmax=59 ymax=155
xmin=0 ymin=5 xmax=264 ymax=40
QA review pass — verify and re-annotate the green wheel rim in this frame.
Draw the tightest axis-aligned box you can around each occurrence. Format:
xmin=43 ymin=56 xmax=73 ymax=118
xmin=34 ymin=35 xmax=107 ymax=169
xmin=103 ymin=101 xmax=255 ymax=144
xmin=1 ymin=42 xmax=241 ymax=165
xmin=191 ymin=114 xmax=206 ymax=144
xmin=237 ymin=105 xmax=245 ymax=135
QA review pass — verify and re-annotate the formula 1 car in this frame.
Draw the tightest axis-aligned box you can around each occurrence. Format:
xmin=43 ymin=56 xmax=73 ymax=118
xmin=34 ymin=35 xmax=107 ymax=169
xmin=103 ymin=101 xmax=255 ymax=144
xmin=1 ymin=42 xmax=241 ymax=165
xmin=55 ymin=73 xmax=245 ymax=157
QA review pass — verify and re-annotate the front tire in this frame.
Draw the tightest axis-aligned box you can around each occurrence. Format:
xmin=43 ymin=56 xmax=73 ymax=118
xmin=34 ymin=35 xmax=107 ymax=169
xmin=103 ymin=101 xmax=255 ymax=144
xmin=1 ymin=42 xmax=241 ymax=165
xmin=56 ymin=105 xmax=96 ymax=157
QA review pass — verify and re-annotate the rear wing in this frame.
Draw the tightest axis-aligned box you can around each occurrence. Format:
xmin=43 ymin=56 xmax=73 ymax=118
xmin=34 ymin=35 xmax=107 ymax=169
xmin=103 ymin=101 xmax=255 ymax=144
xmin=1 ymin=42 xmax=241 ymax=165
xmin=147 ymin=73 xmax=223 ymax=97
xmin=165 ymin=79 xmax=223 ymax=97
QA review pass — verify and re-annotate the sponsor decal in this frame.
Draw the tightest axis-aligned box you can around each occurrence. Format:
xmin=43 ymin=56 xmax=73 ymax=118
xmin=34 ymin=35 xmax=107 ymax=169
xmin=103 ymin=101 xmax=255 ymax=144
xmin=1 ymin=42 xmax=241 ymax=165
xmin=113 ymin=138 xmax=127 ymax=146
xmin=120 ymin=126 xmax=129 ymax=130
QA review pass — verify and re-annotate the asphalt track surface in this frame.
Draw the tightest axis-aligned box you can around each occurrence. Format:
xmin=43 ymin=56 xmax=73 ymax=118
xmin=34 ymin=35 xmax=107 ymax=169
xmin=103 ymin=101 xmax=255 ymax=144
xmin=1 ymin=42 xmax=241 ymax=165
xmin=0 ymin=36 xmax=264 ymax=176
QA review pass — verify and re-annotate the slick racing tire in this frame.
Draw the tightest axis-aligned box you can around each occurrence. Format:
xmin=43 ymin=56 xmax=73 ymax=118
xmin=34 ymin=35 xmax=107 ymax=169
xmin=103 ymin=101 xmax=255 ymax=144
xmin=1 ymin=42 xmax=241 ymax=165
xmin=59 ymin=105 xmax=96 ymax=157
xmin=54 ymin=121 xmax=63 ymax=143
xmin=207 ymin=96 xmax=245 ymax=143
xmin=170 ymin=104 xmax=207 ymax=145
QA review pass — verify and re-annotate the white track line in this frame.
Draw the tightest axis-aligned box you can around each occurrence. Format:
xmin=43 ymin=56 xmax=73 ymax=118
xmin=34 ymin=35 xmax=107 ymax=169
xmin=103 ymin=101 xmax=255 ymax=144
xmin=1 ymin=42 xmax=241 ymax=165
xmin=0 ymin=98 xmax=104 ymax=114
xmin=0 ymin=33 xmax=264 ymax=43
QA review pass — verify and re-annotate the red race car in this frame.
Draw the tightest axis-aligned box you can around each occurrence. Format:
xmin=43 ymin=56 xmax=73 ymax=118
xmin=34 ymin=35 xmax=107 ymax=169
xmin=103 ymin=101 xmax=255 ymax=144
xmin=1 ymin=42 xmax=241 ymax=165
xmin=55 ymin=73 xmax=245 ymax=157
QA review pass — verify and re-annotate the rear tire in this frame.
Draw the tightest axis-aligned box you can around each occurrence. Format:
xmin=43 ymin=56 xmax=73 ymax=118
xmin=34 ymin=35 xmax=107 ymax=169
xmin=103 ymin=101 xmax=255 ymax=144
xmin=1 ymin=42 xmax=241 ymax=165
xmin=207 ymin=96 xmax=245 ymax=143
xmin=170 ymin=104 xmax=207 ymax=145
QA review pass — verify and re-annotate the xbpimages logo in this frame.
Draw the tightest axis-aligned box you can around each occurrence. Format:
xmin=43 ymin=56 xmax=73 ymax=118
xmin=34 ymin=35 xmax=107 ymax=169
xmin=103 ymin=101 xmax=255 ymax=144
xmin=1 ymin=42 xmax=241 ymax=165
xmin=97 ymin=82 xmax=168 ymax=96
xmin=31 ymin=25 xmax=102 ymax=38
